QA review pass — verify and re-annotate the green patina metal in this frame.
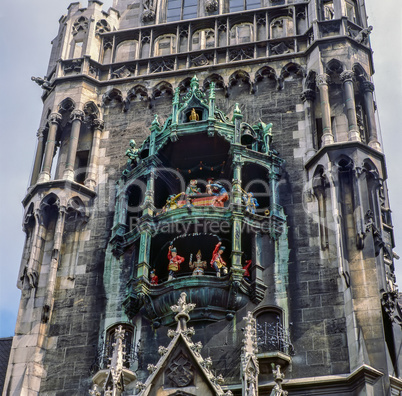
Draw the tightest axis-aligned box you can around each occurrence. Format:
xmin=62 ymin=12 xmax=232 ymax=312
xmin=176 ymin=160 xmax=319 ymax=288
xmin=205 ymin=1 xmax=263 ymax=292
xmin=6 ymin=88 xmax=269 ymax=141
xmin=107 ymin=75 xmax=288 ymax=327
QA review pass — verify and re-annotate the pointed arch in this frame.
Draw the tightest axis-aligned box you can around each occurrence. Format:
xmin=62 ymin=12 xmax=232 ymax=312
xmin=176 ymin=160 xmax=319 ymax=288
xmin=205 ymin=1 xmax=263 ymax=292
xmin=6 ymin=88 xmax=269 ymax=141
xmin=326 ymin=59 xmax=344 ymax=84
xmin=152 ymin=81 xmax=174 ymax=100
xmin=102 ymin=88 xmax=123 ymax=105
xmin=127 ymin=85 xmax=150 ymax=102
xmin=280 ymin=62 xmax=305 ymax=80
xmin=178 ymin=77 xmax=193 ymax=94
xmin=57 ymin=97 xmax=75 ymax=114
xmin=228 ymin=70 xmax=251 ymax=88
xmin=352 ymin=63 xmax=369 ymax=82
xmin=304 ymin=70 xmax=317 ymax=90
xmin=83 ymin=101 xmax=99 ymax=120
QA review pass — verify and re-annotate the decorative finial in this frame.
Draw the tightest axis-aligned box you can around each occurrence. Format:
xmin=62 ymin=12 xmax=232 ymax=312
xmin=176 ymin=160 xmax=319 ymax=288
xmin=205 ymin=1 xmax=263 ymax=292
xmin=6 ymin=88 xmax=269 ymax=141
xmin=190 ymin=75 xmax=199 ymax=91
xmin=171 ymin=292 xmax=196 ymax=329
xmin=234 ymin=103 xmax=242 ymax=115
xmin=152 ymin=114 xmax=160 ymax=127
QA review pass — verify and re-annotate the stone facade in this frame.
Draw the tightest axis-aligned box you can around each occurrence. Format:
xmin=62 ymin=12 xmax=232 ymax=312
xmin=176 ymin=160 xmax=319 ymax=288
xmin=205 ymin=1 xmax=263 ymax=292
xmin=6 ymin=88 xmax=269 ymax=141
xmin=3 ymin=0 xmax=402 ymax=395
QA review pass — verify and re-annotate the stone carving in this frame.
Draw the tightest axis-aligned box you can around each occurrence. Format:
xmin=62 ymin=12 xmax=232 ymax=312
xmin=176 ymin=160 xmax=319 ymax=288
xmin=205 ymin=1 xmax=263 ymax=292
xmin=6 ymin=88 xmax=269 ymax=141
xmin=150 ymin=59 xmax=175 ymax=74
xmin=340 ymin=70 xmax=355 ymax=83
xmin=31 ymin=76 xmax=52 ymax=91
xmin=103 ymin=37 xmax=113 ymax=50
xmin=316 ymin=73 xmax=329 ymax=86
xmin=191 ymin=53 xmax=211 ymax=67
xmin=70 ymin=109 xmax=85 ymax=123
xmin=95 ymin=19 xmax=111 ymax=35
xmin=205 ymin=0 xmax=219 ymax=12
xmin=89 ymin=65 xmax=99 ymax=77
xmin=241 ymin=313 xmax=259 ymax=396
xmin=165 ymin=352 xmax=194 ymax=387
xmin=321 ymin=21 xmax=340 ymax=34
xmin=300 ymin=89 xmax=316 ymax=102
xmin=229 ymin=47 xmax=254 ymax=62
xmin=270 ymin=42 xmax=293 ymax=55
xmin=142 ymin=0 xmax=156 ymax=22
xmin=72 ymin=16 xmax=89 ymax=35
xmin=171 ymin=292 xmax=196 ymax=319
xmin=111 ymin=65 xmax=133 ymax=79
xmin=354 ymin=26 xmax=373 ymax=45
xmin=64 ymin=59 xmax=83 ymax=74
xmin=270 ymin=364 xmax=288 ymax=396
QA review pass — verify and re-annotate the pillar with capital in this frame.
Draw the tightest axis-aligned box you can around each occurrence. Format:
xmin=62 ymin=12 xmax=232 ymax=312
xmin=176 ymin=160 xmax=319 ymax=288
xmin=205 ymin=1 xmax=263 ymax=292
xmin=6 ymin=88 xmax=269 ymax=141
xmin=84 ymin=118 xmax=105 ymax=189
xmin=340 ymin=70 xmax=360 ymax=142
xmin=30 ymin=127 xmax=47 ymax=186
xmin=362 ymin=81 xmax=381 ymax=151
xmin=37 ymin=113 xmax=62 ymax=183
xmin=317 ymin=74 xmax=334 ymax=146
xmin=63 ymin=109 xmax=85 ymax=181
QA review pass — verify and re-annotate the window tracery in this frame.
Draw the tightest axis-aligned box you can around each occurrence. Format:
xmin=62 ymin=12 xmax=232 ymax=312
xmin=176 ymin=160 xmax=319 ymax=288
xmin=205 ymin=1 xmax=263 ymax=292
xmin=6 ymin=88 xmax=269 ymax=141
xmin=154 ymin=34 xmax=177 ymax=56
xmin=230 ymin=23 xmax=254 ymax=45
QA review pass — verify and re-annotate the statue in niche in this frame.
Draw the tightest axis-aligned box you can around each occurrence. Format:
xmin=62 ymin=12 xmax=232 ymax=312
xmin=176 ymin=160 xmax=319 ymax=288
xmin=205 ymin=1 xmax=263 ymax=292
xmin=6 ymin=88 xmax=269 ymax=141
xmin=210 ymin=241 xmax=228 ymax=277
xmin=150 ymin=269 xmax=159 ymax=285
xmin=207 ymin=182 xmax=229 ymax=207
xmin=168 ymin=245 xmax=185 ymax=280
xmin=189 ymin=108 xmax=200 ymax=122
xmin=189 ymin=250 xmax=207 ymax=275
xmin=205 ymin=0 xmax=219 ymax=12
xmin=125 ymin=139 xmax=140 ymax=167
xmin=243 ymin=192 xmax=259 ymax=214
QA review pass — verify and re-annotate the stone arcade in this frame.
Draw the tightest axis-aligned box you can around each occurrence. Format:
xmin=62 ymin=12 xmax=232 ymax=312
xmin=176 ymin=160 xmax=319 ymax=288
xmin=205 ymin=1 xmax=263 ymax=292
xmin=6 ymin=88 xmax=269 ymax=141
xmin=3 ymin=0 xmax=402 ymax=395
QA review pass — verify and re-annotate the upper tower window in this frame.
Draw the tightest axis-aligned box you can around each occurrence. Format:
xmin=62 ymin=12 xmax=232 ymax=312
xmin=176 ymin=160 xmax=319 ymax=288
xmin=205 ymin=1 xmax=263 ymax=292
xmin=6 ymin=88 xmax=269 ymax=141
xmin=270 ymin=17 xmax=294 ymax=38
xmin=230 ymin=23 xmax=254 ymax=45
xmin=345 ymin=0 xmax=359 ymax=24
xmin=229 ymin=0 xmax=261 ymax=12
xmin=115 ymin=40 xmax=139 ymax=62
xmin=167 ymin=0 xmax=198 ymax=22
xmin=192 ymin=29 xmax=215 ymax=50
xmin=154 ymin=34 xmax=177 ymax=56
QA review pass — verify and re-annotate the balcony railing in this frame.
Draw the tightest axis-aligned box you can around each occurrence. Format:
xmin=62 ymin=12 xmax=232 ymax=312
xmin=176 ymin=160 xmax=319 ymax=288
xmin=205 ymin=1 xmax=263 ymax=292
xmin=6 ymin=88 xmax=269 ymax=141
xmin=256 ymin=319 xmax=294 ymax=356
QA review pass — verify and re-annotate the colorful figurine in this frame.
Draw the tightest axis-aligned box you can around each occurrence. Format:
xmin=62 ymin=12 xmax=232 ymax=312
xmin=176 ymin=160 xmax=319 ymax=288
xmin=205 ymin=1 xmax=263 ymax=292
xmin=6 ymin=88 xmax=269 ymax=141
xmin=168 ymin=245 xmax=185 ymax=280
xmin=150 ymin=270 xmax=159 ymax=285
xmin=189 ymin=250 xmax=207 ymax=276
xmin=243 ymin=192 xmax=259 ymax=214
xmin=164 ymin=193 xmax=184 ymax=211
xmin=207 ymin=182 xmax=229 ymax=207
xmin=242 ymin=259 xmax=252 ymax=283
xmin=210 ymin=241 xmax=228 ymax=277
xmin=185 ymin=179 xmax=201 ymax=195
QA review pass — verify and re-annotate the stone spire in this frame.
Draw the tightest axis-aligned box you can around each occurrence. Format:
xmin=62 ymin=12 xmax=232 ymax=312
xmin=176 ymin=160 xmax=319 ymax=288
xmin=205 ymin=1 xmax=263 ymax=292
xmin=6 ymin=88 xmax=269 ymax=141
xmin=241 ymin=312 xmax=259 ymax=396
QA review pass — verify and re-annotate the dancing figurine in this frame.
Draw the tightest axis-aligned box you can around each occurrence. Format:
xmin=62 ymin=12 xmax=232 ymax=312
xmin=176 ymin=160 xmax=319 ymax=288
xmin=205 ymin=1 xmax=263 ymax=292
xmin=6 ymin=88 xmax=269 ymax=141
xmin=243 ymin=192 xmax=259 ymax=214
xmin=210 ymin=241 xmax=228 ymax=277
xmin=168 ymin=245 xmax=185 ymax=280
xmin=207 ymin=182 xmax=229 ymax=207
xmin=242 ymin=259 xmax=252 ymax=283
xmin=150 ymin=270 xmax=159 ymax=285
xmin=189 ymin=250 xmax=207 ymax=276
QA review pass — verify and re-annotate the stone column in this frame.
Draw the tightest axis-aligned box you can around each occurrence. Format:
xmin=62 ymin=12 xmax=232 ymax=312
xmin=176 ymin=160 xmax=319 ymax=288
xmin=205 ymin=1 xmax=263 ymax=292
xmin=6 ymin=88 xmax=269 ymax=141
xmin=232 ymin=154 xmax=243 ymax=271
xmin=317 ymin=74 xmax=334 ymax=146
xmin=42 ymin=205 xmax=66 ymax=323
xmin=30 ymin=127 xmax=46 ymax=186
xmin=301 ymin=89 xmax=317 ymax=155
xmin=137 ymin=227 xmax=152 ymax=279
xmin=63 ymin=109 xmax=85 ymax=181
xmin=340 ymin=70 xmax=360 ymax=142
xmin=84 ymin=118 xmax=104 ymax=190
xmin=38 ymin=113 xmax=62 ymax=183
xmin=362 ymin=81 xmax=381 ymax=151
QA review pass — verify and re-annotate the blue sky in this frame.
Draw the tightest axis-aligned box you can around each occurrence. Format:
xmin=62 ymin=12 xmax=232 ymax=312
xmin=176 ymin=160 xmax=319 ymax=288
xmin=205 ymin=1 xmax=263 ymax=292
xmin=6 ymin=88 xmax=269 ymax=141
xmin=0 ymin=0 xmax=401 ymax=337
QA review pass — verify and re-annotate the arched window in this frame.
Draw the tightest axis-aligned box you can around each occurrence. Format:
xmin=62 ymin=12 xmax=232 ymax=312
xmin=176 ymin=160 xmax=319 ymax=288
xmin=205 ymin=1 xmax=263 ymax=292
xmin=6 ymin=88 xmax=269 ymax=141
xmin=166 ymin=0 xmax=198 ymax=22
xmin=103 ymin=324 xmax=136 ymax=369
xmin=254 ymin=307 xmax=293 ymax=355
xmin=323 ymin=0 xmax=334 ymax=20
xmin=115 ymin=40 xmax=139 ymax=63
xmin=192 ymin=29 xmax=215 ymax=50
xmin=345 ymin=0 xmax=359 ymax=24
xmin=270 ymin=17 xmax=294 ymax=39
xmin=229 ymin=0 xmax=260 ymax=12
xmin=154 ymin=34 xmax=177 ymax=56
xmin=230 ymin=23 xmax=254 ymax=45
